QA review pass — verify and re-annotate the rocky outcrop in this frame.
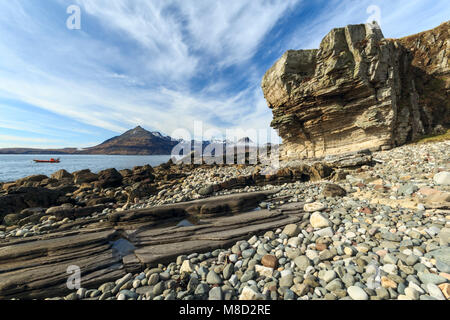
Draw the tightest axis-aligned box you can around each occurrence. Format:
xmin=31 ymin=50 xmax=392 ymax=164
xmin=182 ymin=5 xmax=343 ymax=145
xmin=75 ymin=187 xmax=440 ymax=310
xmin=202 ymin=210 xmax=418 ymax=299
xmin=94 ymin=168 xmax=123 ymax=189
xmin=262 ymin=21 xmax=449 ymax=160
xmin=396 ymin=21 xmax=450 ymax=128
xmin=73 ymin=169 xmax=98 ymax=185
xmin=0 ymin=187 xmax=66 ymax=224
xmin=50 ymin=169 xmax=73 ymax=182
xmin=0 ymin=163 xmax=166 ymax=225
xmin=0 ymin=190 xmax=302 ymax=299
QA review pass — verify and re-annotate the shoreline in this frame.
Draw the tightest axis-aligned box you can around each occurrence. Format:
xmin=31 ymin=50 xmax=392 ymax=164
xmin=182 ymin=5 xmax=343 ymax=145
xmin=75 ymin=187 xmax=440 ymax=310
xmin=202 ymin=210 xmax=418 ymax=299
xmin=0 ymin=154 xmax=173 ymax=184
xmin=0 ymin=140 xmax=449 ymax=300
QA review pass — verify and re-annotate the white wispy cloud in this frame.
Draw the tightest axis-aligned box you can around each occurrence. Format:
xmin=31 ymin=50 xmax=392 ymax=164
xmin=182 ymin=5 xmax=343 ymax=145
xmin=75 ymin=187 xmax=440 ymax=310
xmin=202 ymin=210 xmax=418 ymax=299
xmin=286 ymin=0 xmax=450 ymax=51
xmin=0 ymin=0 xmax=448 ymax=148
xmin=0 ymin=0 xmax=297 ymax=145
xmin=0 ymin=135 xmax=64 ymax=144
xmin=175 ymin=0 xmax=300 ymax=67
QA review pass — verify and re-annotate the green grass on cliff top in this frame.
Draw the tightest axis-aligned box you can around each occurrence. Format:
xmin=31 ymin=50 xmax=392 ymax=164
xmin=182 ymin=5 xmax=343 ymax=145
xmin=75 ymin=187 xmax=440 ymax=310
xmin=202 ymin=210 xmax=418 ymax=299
xmin=412 ymin=129 xmax=450 ymax=144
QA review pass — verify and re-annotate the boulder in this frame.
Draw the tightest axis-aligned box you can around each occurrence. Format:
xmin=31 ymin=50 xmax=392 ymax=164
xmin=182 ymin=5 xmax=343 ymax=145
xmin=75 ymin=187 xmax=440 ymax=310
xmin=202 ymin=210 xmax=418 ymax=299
xmin=310 ymin=212 xmax=331 ymax=228
xmin=434 ymin=172 xmax=450 ymax=186
xmin=95 ymin=168 xmax=123 ymax=189
xmin=126 ymin=182 xmax=157 ymax=203
xmin=16 ymin=175 xmax=49 ymax=187
xmin=119 ymin=169 xmax=133 ymax=178
xmin=0 ymin=187 xmax=63 ymax=224
xmin=133 ymin=164 xmax=154 ymax=176
xmin=322 ymin=183 xmax=347 ymax=197
xmin=2 ymin=183 xmax=17 ymax=192
xmin=198 ymin=185 xmax=214 ymax=196
xmin=73 ymin=170 xmax=98 ymax=185
xmin=50 ymin=169 xmax=74 ymax=181
xmin=425 ymin=191 xmax=450 ymax=209
xmin=124 ymin=165 xmax=155 ymax=184
xmin=2 ymin=213 xmax=22 ymax=226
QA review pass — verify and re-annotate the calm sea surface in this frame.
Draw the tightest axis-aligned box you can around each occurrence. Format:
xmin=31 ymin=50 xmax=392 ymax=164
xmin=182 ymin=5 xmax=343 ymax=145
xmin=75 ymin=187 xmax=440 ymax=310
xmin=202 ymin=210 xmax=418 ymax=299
xmin=0 ymin=154 xmax=172 ymax=182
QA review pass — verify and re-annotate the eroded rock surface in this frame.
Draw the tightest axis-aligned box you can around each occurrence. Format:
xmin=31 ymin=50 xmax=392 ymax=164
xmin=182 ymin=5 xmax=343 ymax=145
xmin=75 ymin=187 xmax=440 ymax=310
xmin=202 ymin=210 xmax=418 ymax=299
xmin=262 ymin=21 xmax=449 ymax=160
xmin=0 ymin=190 xmax=298 ymax=299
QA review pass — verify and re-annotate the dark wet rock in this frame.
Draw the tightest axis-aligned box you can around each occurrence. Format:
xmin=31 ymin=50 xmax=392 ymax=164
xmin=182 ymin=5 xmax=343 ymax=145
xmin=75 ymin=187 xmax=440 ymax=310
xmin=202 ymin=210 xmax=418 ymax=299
xmin=322 ymin=184 xmax=347 ymax=197
xmin=94 ymin=168 xmax=123 ymax=189
xmin=0 ymin=187 xmax=65 ymax=224
xmin=73 ymin=170 xmax=98 ymax=185
xmin=50 ymin=170 xmax=74 ymax=182
xmin=15 ymin=175 xmax=49 ymax=187
xmin=198 ymin=185 xmax=214 ymax=196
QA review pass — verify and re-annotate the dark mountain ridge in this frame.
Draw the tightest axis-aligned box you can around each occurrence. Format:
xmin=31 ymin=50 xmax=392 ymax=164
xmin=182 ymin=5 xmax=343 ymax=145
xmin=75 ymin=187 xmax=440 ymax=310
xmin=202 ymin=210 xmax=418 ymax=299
xmin=0 ymin=126 xmax=263 ymax=155
xmin=83 ymin=126 xmax=178 ymax=155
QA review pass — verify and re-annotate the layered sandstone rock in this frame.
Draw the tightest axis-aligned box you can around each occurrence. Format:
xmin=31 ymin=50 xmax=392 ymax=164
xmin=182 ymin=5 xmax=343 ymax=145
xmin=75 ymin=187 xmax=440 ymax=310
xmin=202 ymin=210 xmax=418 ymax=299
xmin=0 ymin=190 xmax=303 ymax=299
xmin=262 ymin=21 xmax=449 ymax=160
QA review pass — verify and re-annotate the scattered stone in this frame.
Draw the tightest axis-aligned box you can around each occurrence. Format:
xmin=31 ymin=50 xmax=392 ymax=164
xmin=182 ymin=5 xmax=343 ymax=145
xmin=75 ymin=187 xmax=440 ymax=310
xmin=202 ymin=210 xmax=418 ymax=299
xmin=347 ymin=286 xmax=368 ymax=300
xmin=310 ymin=212 xmax=331 ymax=228
xmin=438 ymin=283 xmax=450 ymax=300
xmin=381 ymin=276 xmax=397 ymax=289
xmin=180 ymin=260 xmax=194 ymax=274
xmin=255 ymin=265 xmax=274 ymax=278
xmin=322 ymin=184 xmax=347 ymax=197
xmin=239 ymin=287 xmax=263 ymax=300
xmin=433 ymin=172 xmax=450 ymax=185
xmin=418 ymin=272 xmax=447 ymax=285
xmin=404 ymin=287 xmax=419 ymax=300
xmin=426 ymin=283 xmax=446 ymax=300
xmin=304 ymin=202 xmax=326 ymax=212
xmin=282 ymin=224 xmax=300 ymax=237
xmin=206 ymin=270 xmax=223 ymax=285
xmin=294 ymin=256 xmax=311 ymax=271
xmin=208 ymin=287 xmax=223 ymax=300
xmin=290 ymin=283 xmax=309 ymax=297
xmin=261 ymin=255 xmax=278 ymax=269
xmin=223 ymin=264 xmax=234 ymax=280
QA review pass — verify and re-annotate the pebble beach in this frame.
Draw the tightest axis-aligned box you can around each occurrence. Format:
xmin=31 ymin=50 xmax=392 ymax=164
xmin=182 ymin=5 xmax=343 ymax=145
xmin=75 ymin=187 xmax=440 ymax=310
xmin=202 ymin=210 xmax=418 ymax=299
xmin=13 ymin=140 xmax=445 ymax=301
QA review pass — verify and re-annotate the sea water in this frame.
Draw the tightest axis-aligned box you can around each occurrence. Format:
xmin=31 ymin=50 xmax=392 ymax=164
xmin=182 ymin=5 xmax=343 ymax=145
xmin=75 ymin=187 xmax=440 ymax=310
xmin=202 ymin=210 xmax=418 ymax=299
xmin=0 ymin=154 xmax=172 ymax=182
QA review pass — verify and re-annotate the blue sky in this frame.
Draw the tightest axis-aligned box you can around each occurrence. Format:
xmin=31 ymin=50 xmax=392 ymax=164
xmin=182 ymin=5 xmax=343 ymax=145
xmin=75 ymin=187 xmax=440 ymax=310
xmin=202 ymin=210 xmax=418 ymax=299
xmin=0 ymin=0 xmax=449 ymax=148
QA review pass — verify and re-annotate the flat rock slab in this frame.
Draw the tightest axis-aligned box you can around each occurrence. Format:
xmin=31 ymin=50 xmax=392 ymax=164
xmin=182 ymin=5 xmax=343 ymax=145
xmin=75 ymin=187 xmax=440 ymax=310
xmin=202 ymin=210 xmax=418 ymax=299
xmin=134 ymin=210 xmax=300 ymax=265
xmin=277 ymin=202 xmax=306 ymax=214
xmin=109 ymin=190 xmax=276 ymax=225
xmin=0 ymin=191 xmax=296 ymax=300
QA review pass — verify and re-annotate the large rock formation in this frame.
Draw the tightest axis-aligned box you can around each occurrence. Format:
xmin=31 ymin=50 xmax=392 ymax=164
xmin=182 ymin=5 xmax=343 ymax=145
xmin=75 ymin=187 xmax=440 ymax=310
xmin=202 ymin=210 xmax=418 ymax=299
xmin=262 ymin=21 xmax=449 ymax=160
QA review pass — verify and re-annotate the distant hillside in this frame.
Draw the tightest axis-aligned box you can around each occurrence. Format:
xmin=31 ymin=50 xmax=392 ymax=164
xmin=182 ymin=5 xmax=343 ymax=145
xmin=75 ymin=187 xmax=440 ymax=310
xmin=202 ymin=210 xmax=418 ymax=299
xmin=0 ymin=126 xmax=274 ymax=155
xmin=82 ymin=126 xmax=178 ymax=155
xmin=0 ymin=148 xmax=79 ymax=155
xmin=0 ymin=126 xmax=179 ymax=155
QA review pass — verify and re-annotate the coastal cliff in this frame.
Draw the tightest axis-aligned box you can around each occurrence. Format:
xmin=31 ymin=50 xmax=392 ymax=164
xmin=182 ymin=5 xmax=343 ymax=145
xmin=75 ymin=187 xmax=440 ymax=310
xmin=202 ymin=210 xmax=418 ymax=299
xmin=262 ymin=21 xmax=449 ymax=160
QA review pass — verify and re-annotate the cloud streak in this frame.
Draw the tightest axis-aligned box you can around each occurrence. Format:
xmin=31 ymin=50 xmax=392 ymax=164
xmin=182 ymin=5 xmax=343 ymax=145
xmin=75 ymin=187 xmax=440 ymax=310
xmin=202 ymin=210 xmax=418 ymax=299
xmin=0 ymin=0 xmax=448 ymax=148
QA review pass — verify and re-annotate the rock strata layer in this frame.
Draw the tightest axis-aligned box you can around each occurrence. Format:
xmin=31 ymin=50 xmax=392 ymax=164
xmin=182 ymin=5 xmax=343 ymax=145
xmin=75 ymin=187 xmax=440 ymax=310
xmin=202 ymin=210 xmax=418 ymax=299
xmin=262 ymin=21 xmax=449 ymax=160
xmin=0 ymin=190 xmax=301 ymax=299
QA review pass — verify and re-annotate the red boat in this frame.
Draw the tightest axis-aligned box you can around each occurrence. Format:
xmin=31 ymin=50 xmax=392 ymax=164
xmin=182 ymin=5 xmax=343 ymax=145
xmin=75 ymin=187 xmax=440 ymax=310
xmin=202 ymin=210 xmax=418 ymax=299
xmin=33 ymin=158 xmax=60 ymax=163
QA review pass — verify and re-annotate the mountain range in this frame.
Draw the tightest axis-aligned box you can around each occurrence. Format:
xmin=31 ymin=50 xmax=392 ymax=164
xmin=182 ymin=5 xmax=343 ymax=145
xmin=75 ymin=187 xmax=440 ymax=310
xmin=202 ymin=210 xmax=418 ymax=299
xmin=0 ymin=126 xmax=260 ymax=155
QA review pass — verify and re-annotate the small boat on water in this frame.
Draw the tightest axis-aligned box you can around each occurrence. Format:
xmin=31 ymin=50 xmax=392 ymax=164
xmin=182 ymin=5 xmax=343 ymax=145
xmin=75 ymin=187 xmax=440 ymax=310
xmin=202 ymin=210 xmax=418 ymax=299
xmin=33 ymin=158 xmax=60 ymax=163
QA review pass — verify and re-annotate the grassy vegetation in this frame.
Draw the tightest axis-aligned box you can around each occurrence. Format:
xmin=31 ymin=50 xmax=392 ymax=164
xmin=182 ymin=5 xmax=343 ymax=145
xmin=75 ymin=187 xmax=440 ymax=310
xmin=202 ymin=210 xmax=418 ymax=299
xmin=412 ymin=128 xmax=450 ymax=144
